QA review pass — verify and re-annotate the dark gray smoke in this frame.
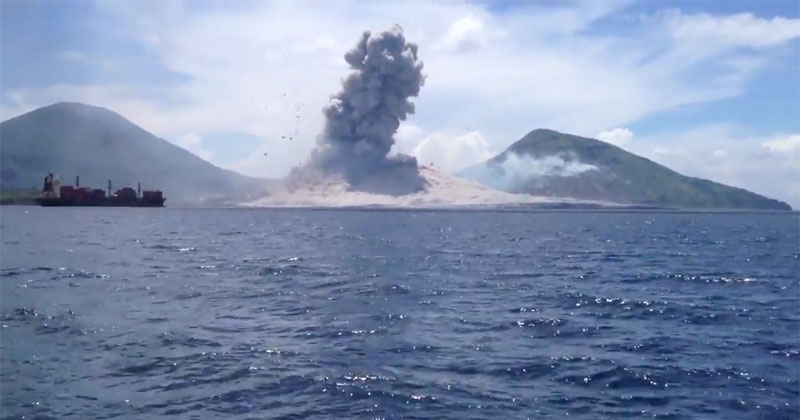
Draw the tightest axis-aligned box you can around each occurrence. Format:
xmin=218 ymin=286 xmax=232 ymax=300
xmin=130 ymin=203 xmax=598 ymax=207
xmin=309 ymin=25 xmax=427 ymax=195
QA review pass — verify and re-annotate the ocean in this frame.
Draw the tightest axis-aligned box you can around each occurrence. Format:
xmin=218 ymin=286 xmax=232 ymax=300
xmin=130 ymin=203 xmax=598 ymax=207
xmin=1 ymin=207 xmax=798 ymax=419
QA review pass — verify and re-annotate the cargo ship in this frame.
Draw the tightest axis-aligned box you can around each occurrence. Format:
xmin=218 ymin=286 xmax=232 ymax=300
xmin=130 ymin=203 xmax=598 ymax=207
xmin=35 ymin=173 xmax=165 ymax=207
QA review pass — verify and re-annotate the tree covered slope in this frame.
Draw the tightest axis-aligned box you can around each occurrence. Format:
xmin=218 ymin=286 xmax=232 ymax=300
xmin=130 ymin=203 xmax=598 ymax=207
xmin=459 ymin=129 xmax=791 ymax=210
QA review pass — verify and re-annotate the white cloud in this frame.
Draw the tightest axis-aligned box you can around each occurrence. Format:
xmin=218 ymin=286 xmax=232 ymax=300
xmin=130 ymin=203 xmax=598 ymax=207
xmin=56 ymin=50 xmax=90 ymax=63
xmin=667 ymin=12 xmax=800 ymax=49
xmin=652 ymin=146 xmax=683 ymax=157
xmin=433 ymin=15 xmax=508 ymax=53
xmin=631 ymin=125 xmax=800 ymax=208
xmin=173 ymin=133 xmax=215 ymax=162
xmin=394 ymin=123 xmax=495 ymax=173
xmin=762 ymin=134 xmax=800 ymax=155
xmin=54 ymin=50 xmax=120 ymax=71
xmin=435 ymin=15 xmax=484 ymax=52
xmin=417 ymin=131 xmax=494 ymax=173
xmin=597 ymin=127 xmax=633 ymax=146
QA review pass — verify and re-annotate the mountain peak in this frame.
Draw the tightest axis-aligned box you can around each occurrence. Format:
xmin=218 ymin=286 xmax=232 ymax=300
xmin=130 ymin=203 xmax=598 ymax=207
xmin=47 ymin=101 xmax=99 ymax=109
xmin=527 ymin=128 xmax=561 ymax=135
xmin=519 ymin=128 xmax=601 ymax=142
xmin=33 ymin=101 xmax=113 ymax=115
xmin=517 ymin=128 xmax=568 ymax=142
xmin=506 ymin=128 xmax=610 ymax=157
xmin=3 ymin=102 xmax=133 ymax=130
xmin=460 ymin=128 xmax=792 ymax=210
xmin=37 ymin=101 xmax=124 ymax=118
xmin=1 ymin=102 xmax=264 ymax=204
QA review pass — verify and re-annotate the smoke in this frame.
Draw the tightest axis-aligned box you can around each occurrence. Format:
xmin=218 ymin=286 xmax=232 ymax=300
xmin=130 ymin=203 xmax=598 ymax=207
xmin=461 ymin=152 xmax=599 ymax=191
xmin=308 ymin=25 xmax=427 ymax=195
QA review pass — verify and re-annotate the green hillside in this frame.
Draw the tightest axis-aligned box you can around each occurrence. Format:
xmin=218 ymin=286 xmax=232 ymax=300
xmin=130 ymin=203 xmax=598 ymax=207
xmin=0 ymin=102 xmax=268 ymax=204
xmin=459 ymin=129 xmax=791 ymax=210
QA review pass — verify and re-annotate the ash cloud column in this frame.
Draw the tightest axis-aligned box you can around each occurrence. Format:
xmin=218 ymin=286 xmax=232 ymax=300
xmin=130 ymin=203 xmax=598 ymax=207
xmin=310 ymin=25 xmax=427 ymax=195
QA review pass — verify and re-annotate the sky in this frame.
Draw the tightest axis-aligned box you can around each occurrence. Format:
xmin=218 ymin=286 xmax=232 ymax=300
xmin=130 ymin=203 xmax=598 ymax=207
xmin=1 ymin=0 xmax=799 ymax=206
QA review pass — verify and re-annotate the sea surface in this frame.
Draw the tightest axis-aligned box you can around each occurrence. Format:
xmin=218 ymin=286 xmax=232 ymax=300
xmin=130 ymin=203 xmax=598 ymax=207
xmin=0 ymin=207 xmax=798 ymax=419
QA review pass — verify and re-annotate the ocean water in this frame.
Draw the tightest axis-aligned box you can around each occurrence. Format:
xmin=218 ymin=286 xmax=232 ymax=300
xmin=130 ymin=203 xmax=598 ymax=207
xmin=0 ymin=207 xmax=798 ymax=419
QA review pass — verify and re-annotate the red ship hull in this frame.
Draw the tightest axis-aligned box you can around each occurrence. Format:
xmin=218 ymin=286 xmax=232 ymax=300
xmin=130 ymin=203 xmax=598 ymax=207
xmin=36 ymin=174 xmax=166 ymax=207
xmin=35 ymin=197 xmax=166 ymax=207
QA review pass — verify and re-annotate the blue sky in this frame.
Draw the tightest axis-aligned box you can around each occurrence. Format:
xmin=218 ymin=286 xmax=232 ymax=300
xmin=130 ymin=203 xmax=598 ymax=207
xmin=1 ymin=0 xmax=799 ymax=206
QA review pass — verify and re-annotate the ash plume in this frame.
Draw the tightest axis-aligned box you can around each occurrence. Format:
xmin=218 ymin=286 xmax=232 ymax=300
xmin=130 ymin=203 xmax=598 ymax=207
xmin=308 ymin=25 xmax=427 ymax=195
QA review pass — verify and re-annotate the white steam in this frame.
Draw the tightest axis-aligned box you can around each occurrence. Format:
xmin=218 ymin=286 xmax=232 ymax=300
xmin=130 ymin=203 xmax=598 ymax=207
xmin=461 ymin=152 xmax=599 ymax=191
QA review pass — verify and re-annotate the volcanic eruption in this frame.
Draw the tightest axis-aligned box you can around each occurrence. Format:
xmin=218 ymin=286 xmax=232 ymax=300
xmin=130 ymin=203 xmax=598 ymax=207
xmin=250 ymin=25 xmax=551 ymax=208
xmin=307 ymin=25 xmax=427 ymax=195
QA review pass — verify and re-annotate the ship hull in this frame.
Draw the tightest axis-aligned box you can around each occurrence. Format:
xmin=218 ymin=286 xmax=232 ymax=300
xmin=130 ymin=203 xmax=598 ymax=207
xmin=35 ymin=173 xmax=166 ymax=207
xmin=35 ymin=198 xmax=165 ymax=207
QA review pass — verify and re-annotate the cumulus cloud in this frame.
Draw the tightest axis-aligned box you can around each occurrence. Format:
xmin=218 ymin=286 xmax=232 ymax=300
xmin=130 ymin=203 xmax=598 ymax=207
xmin=666 ymin=12 xmax=800 ymax=49
xmin=652 ymin=146 xmax=685 ymax=157
xmin=761 ymin=134 xmax=800 ymax=155
xmin=433 ymin=15 xmax=506 ymax=53
xmin=56 ymin=50 xmax=90 ymax=63
xmin=597 ymin=127 xmax=633 ymax=146
xmin=632 ymin=125 xmax=800 ymax=208
xmin=173 ymin=133 xmax=215 ymax=162
xmin=412 ymin=130 xmax=494 ymax=173
xmin=54 ymin=50 xmax=120 ymax=71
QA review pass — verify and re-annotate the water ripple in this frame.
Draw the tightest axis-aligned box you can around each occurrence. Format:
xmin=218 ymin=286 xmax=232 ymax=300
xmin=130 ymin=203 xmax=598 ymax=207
xmin=0 ymin=209 xmax=797 ymax=419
